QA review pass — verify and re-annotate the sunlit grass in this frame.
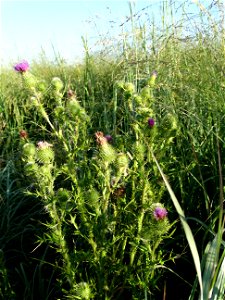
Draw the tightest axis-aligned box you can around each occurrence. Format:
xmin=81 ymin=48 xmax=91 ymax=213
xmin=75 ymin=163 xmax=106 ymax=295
xmin=0 ymin=1 xmax=224 ymax=299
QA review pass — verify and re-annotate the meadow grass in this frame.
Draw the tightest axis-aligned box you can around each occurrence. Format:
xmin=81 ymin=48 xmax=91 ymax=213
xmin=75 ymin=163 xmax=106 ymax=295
xmin=0 ymin=1 xmax=225 ymax=299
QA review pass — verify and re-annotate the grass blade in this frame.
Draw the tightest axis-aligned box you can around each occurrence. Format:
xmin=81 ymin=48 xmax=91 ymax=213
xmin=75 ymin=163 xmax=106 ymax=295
xmin=151 ymin=150 xmax=203 ymax=300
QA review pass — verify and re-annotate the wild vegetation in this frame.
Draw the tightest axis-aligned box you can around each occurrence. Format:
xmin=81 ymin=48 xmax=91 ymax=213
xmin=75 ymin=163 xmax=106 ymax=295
xmin=0 ymin=1 xmax=225 ymax=299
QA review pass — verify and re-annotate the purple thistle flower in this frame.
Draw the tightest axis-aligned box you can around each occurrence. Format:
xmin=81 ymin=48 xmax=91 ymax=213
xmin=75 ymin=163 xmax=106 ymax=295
xmin=153 ymin=207 xmax=168 ymax=221
xmin=105 ymin=134 xmax=113 ymax=143
xmin=148 ymin=118 xmax=155 ymax=128
xmin=14 ymin=60 xmax=29 ymax=73
xmin=152 ymin=70 xmax=158 ymax=78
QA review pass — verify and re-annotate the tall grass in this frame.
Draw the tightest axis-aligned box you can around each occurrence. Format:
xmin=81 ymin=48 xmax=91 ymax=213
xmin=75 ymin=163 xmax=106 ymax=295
xmin=0 ymin=1 xmax=224 ymax=299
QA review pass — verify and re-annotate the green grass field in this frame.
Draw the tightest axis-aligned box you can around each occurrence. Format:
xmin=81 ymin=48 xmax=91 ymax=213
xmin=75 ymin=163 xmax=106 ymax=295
xmin=0 ymin=2 xmax=225 ymax=299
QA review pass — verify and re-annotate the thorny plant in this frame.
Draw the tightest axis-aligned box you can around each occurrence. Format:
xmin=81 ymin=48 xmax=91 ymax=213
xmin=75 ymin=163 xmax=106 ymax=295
xmin=15 ymin=61 xmax=177 ymax=299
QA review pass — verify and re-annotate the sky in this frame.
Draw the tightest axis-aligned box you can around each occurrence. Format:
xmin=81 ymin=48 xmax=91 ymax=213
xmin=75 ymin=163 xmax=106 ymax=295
xmin=0 ymin=0 xmax=222 ymax=66
xmin=1 ymin=0 xmax=158 ymax=66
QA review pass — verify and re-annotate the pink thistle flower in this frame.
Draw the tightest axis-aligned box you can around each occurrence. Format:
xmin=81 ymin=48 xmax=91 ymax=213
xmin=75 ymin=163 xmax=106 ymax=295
xmin=152 ymin=70 xmax=158 ymax=78
xmin=105 ymin=134 xmax=113 ymax=143
xmin=37 ymin=141 xmax=53 ymax=149
xmin=148 ymin=118 xmax=155 ymax=128
xmin=14 ymin=60 xmax=29 ymax=73
xmin=153 ymin=207 xmax=168 ymax=221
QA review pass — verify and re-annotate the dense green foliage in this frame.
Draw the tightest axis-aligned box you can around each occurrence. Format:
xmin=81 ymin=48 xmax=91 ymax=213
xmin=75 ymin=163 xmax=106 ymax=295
xmin=0 ymin=1 xmax=224 ymax=299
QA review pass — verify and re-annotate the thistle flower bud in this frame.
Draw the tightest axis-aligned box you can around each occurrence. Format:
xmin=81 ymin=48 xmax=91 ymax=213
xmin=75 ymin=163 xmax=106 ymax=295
xmin=124 ymin=82 xmax=135 ymax=93
xmin=116 ymin=81 xmax=125 ymax=89
xmin=67 ymin=99 xmax=82 ymax=116
xmin=22 ymin=143 xmax=36 ymax=160
xmin=51 ymin=77 xmax=64 ymax=92
xmin=140 ymin=86 xmax=151 ymax=100
xmin=116 ymin=153 xmax=129 ymax=175
xmin=24 ymin=162 xmax=38 ymax=175
xmin=37 ymin=80 xmax=47 ymax=92
xmin=74 ymin=282 xmax=92 ymax=300
xmin=22 ymin=72 xmax=37 ymax=91
xmin=36 ymin=141 xmax=54 ymax=163
xmin=101 ymin=143 xmax=117 ymax=164
xmin=147 ymin=71 xmax=157 ymax=87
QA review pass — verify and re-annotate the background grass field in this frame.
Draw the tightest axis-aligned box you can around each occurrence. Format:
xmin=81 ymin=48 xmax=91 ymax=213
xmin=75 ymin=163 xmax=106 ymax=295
xmin=0 ymin=1 xmax=225 ymax=299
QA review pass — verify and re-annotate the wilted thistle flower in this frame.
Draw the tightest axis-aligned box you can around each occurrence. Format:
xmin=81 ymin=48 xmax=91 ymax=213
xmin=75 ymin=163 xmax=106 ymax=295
xmin=67 ymin=89 xmax=75 ymax=98
xmin=95 ymin=131 xmax=107 ymax=146
xmin=19 ymin=130 xmax=28 ymax=139
xmin=148 ymin=118 xmax=155 ymax=128
xmin=14 ymin=60 xmax=29 ymax=73
xmin=153 ymin=207 xmax=168 ymax=221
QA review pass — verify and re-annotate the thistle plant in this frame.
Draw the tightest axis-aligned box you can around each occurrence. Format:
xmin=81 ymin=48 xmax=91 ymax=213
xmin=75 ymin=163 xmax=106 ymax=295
xmin=14 ymin=60 xmax=174 ymax=299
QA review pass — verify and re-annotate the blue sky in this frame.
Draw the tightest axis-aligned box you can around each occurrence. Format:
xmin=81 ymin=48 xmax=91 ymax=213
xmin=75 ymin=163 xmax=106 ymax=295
xmin=1 ymin=0 xmax=220 ymax=66
xmin=1 ymin=0 xmax=158 ymax=65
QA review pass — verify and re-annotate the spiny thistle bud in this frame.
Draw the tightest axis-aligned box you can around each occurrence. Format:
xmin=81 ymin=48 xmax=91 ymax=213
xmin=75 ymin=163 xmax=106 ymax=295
xmin=66 ymin=98 xmax=82 ymax=115
xmin=101 ymin=143 xmax=116 ymax=164
xmin=66 ymin=98 xmax=88 ymax=121
xmin=51 ymin=77 xmax=64 ymax=92
xmin=95 ymin=132 xmax=116 ymax=163
xmin=74 ymin=282 xmax=92 ymax=300
xmin=37 ymin=80 xmax=47 ymax=92
xmin=140 ymin=86 xmax=152 ymax=100
xmin=22 ymin=143 xmax=36 ymax=160
xmin=24 ymin=162 xmax=38 ymax=175
xmin=147 ymin=71 xmax=157 ymax=87
xmin=22 ymin=72 xmax=37 ymax=91
xmin=39 ymin=164 xmax=53 ymax=177
xmin=134 ymin=94 xmax=143 ymax=105
xmin=116 ymin=153 xmax=129 ymax=175
xmin=116 ymin=80 xmax=125 ymax=89
xmin=87 ymin=189 xmax=101 ymax=215
xmin=133 ymin=143 xmax=146 ymax=161
xmin=36 ymin=141 xmax=54 ymax=164
xmin=56 ymin=188 xmax=71 ymax=202
xmin=124 ymin=82 xmax=135 ymax=93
